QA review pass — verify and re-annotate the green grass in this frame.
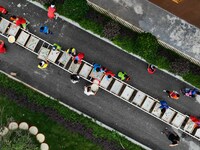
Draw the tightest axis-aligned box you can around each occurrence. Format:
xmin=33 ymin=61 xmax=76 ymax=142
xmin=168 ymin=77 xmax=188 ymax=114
xmin=0 ymin=73 xmax=144 ymax=150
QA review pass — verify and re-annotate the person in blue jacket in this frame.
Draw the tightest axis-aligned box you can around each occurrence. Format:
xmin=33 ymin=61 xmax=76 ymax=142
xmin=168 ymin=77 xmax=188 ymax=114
xmin=40 ymin=26 xmax=52 ymax=35
xmin=159 ymin=100 xmax=169 ymax=113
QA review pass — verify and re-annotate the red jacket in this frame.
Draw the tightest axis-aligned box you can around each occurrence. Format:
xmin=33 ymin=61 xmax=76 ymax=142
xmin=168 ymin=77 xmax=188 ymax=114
xmin=15 ymin=17 xmax=26 ymax=26
xmin=0 ymin=6 xmax=7 ymax=14
xmin=48 ymin=6 xmax=56 ymax=19
xmin=105 ymin=71 xmax=115 ymax=77
xmin=0 ymin=40 xmax=6 ymax=53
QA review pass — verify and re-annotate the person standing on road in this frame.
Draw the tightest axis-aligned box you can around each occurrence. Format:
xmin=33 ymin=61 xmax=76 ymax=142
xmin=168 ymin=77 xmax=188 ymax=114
xmin=10 ymin=16 xmax=27 ymax=30
xmin=163 ymin=90 xmax=180 ymax=100
xmin=159 ymin=100 xmax=169 ymax=113
xmin=147 ymin=64 xmax=156 ymax=74
xmin=161 ymin=128 xmax=180 ymax=147
xmin=0 ymin=6 xmax=8 ymax=15
xmin=40 ymin=26 xmax=53 ymax=35
xmin=48 ymin=4 xmax=56 ymax=19
xmin=70 ymin=74 xmax=80 ymax=84
xmin=0 ymin=40 xmax=6 ymax=54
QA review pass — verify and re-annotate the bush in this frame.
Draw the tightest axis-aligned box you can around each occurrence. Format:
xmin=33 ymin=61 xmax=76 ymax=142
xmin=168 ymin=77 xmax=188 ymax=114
xmin=56 ymin=0 xmax=89 ymax=21
xmin=103 ymin=21 xmax=121 ymax=40
xmin=134 ymin=33 xmax=159 ymax=61
xmin=183 ymin=73 xmax=200 ymax=88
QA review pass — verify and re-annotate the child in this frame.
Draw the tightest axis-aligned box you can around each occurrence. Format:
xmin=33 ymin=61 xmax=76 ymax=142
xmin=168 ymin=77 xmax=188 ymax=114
xmin=40 ymin=26 xmax=52 ymax=35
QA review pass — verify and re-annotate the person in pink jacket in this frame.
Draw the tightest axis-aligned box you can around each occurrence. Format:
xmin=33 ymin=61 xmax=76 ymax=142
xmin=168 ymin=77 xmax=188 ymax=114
xmin=48 ymin=4 xmax=56 ymax=19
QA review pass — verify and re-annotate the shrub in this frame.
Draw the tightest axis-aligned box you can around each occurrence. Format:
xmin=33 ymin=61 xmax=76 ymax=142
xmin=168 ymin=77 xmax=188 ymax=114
xmin=183 ymin=73 xmax=200 ymax=88
xmin=103 ymin=21 xmax=121 ymax=40
xmin=56 ymin=0 xmax=89 ymax=21
xmin=134 ymin=33 xmax=159 ymax=61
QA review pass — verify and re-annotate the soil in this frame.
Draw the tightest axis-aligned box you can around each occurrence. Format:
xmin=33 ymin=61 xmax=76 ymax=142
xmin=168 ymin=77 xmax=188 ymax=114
xmin=0 ymin=87 xmax=125 ymax=150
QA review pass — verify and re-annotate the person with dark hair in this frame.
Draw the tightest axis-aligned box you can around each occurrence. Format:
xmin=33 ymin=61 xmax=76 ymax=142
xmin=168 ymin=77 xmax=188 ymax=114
xmin=181 ymin=88 xmax=200 ymax=97
xmin=159 ymin=100 xmax=169 ymax=113
xmin=10 ymin=16 xmax=27 ymax=29
xmin=161 ymin=128 xmax=180 ymax=147
xmin=105 ymin=70 xmax=115 ymax=80
xmin=147 ymin=64 xmax=156 ymax=74
xmin=73 ymin=52 xmax=84 ymax=64
xmin=66 ymin=48 xmax=76 ymax=56
xmin=163 ymin=90 xmax=180 ymax=100
xmin=117 ymin=71 xmax=130 ymax=81
xmin=70 ymin=74 xmax=80 ymax=84
xmin=38 ymin=60 xmax=48 ymax=69
xmin=93 ymin=63 xmax=105 ymax=72
xmin=40 ymin=26 xmax=52 ymax=35
xmin=52 ymin=43 xmax=61 ymax=51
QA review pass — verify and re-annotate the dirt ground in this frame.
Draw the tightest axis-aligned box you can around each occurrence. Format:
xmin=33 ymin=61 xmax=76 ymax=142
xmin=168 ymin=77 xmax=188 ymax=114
xmin=149 ymin=0 xmax=200 ymax=28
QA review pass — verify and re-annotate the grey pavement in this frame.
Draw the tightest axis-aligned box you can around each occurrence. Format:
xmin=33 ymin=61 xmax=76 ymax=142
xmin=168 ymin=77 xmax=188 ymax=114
xmin=88 ymin=0 xmax=200 ymax=64
xmin=0 ymin=0 xmax=200 ymax=150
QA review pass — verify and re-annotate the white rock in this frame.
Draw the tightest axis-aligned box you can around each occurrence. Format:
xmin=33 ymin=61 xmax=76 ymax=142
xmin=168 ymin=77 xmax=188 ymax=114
xmin=40 ymin=143 xmax=49 ymax=150
xmin=19 ymin=122 xmax=29 ymax=130
xmin=29 ymin=126 xmax=38 ymax=135
xmin=8 ymin=122 xmax=18 ymax=130
xmin=36 ymin=133 xmax=45 ymax=143
xmin=0 ymin=127 xmax=9 ymax=136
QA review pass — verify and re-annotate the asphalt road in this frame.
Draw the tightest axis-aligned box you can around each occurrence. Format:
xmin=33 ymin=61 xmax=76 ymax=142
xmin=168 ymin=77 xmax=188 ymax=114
xmin=0 ymin=0 xmax=200 ymax=150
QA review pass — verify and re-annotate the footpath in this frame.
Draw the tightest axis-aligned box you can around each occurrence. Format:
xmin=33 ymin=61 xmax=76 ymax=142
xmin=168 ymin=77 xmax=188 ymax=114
xmin=0 ymin=0 xmax=200 ymax=150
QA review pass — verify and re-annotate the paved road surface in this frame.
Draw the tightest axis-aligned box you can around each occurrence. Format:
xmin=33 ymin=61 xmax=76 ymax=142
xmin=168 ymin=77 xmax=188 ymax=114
xmin=0 ymin=0 xmax=200 ymax=149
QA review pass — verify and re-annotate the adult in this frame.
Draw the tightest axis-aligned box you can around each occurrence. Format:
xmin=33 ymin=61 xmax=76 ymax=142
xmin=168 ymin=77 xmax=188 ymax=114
xmin=117 ymin=71 xmax=130 ymax=81
xmin=70 ymin=74 xmax=80 ymax=84
xmin=161 ymin=128 xmax=180 ymax=147
xmin=40 ymin=26 xmax=52 ymax=35
xmin=0 ymin=40 xmax=6 ymax=54
xmin=66 ymin=48 xmax=76 ymax=56
xmin=159 ymin=100 xmax=169 ymax=113
xmin=48 ymin=4 xmax=56 ymax=19
xmin=38 ymin=61 xmax=48 ymax=69
xmin=73 ymin=52 xmax=84 ymax=64
xmin=0 ymin=6 xmax=7 ymax=14
xmin=52 ymin=43 xmax=61 ymax=51
xmin=147 ymin=64 xmax=156 ymax=74
xmin=105 ymin=70 xmax=115 ymax=79
xmin=190 ymin=116 xmax=200 ymax=127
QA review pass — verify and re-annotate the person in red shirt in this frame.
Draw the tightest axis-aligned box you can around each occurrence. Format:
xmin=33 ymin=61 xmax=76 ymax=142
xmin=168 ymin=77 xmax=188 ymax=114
xmin=163 ymin=90 xmax=180 ymax=100
xmin=48 ymin=4 xmax=56 ymax=19
xmin=0 ymin=6 xmax=7 ymax=14
xmin=104 ymin=70 xmax=115 ymax=80
xmin=147 ymin=64 xmax=156 ymax=74
xmin=0 ymin=40 xmax=6 ymax=54
xmin=10 ymin=16 xmax=27 ymax=29
xmin=73 ymin=52 xmax=85 ymax=64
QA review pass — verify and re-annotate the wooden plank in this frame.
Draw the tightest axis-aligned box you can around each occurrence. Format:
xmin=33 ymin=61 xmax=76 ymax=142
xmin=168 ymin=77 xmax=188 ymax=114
xmin=7 ymin=24 xmax=20 ymax=36
xmin=68 ymin=61 xmax=81 ymax=73
xmin=79 ymin=63 xmax=92 ymax=78
xmin=171 ymin=113 xmax=186 ymax=128
xmin=37 ymin=47 xmax=50 ymax=61
xmin=100 ymin=75 xmax=113 ymax=89
xmin=184 ymin=119 xmax=196 ymax=133
xmin=152 ymin=103 xmax=162 ymax=117
xmin=120 ymin=86 xmax=134 ymax=100
xmin=47 ymin=50 xmax=60 ymax=63
xmin=132 ymin=91 xmax=146 ymax=106
xmin=141 ymin=97 xmax=155 ymax=112
xmin=161 ymin=109 xmax=176 ymax=123
xmin=26 ymin=36 xmax=39 ymax=51
xmin=89 ymin=68 xmax=104 ymax=81
xmin=0 ymin=18 xmax=9 ymax=33
xmin=16 ymin=31 xmax=30 ymax=46
xmin=58 ymin=52 xmax=71 ymax=67
xmin=194 ymin=128 xmax=200 ymax=138
xmin=110 ymin=80 xmax=123 ymax=95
